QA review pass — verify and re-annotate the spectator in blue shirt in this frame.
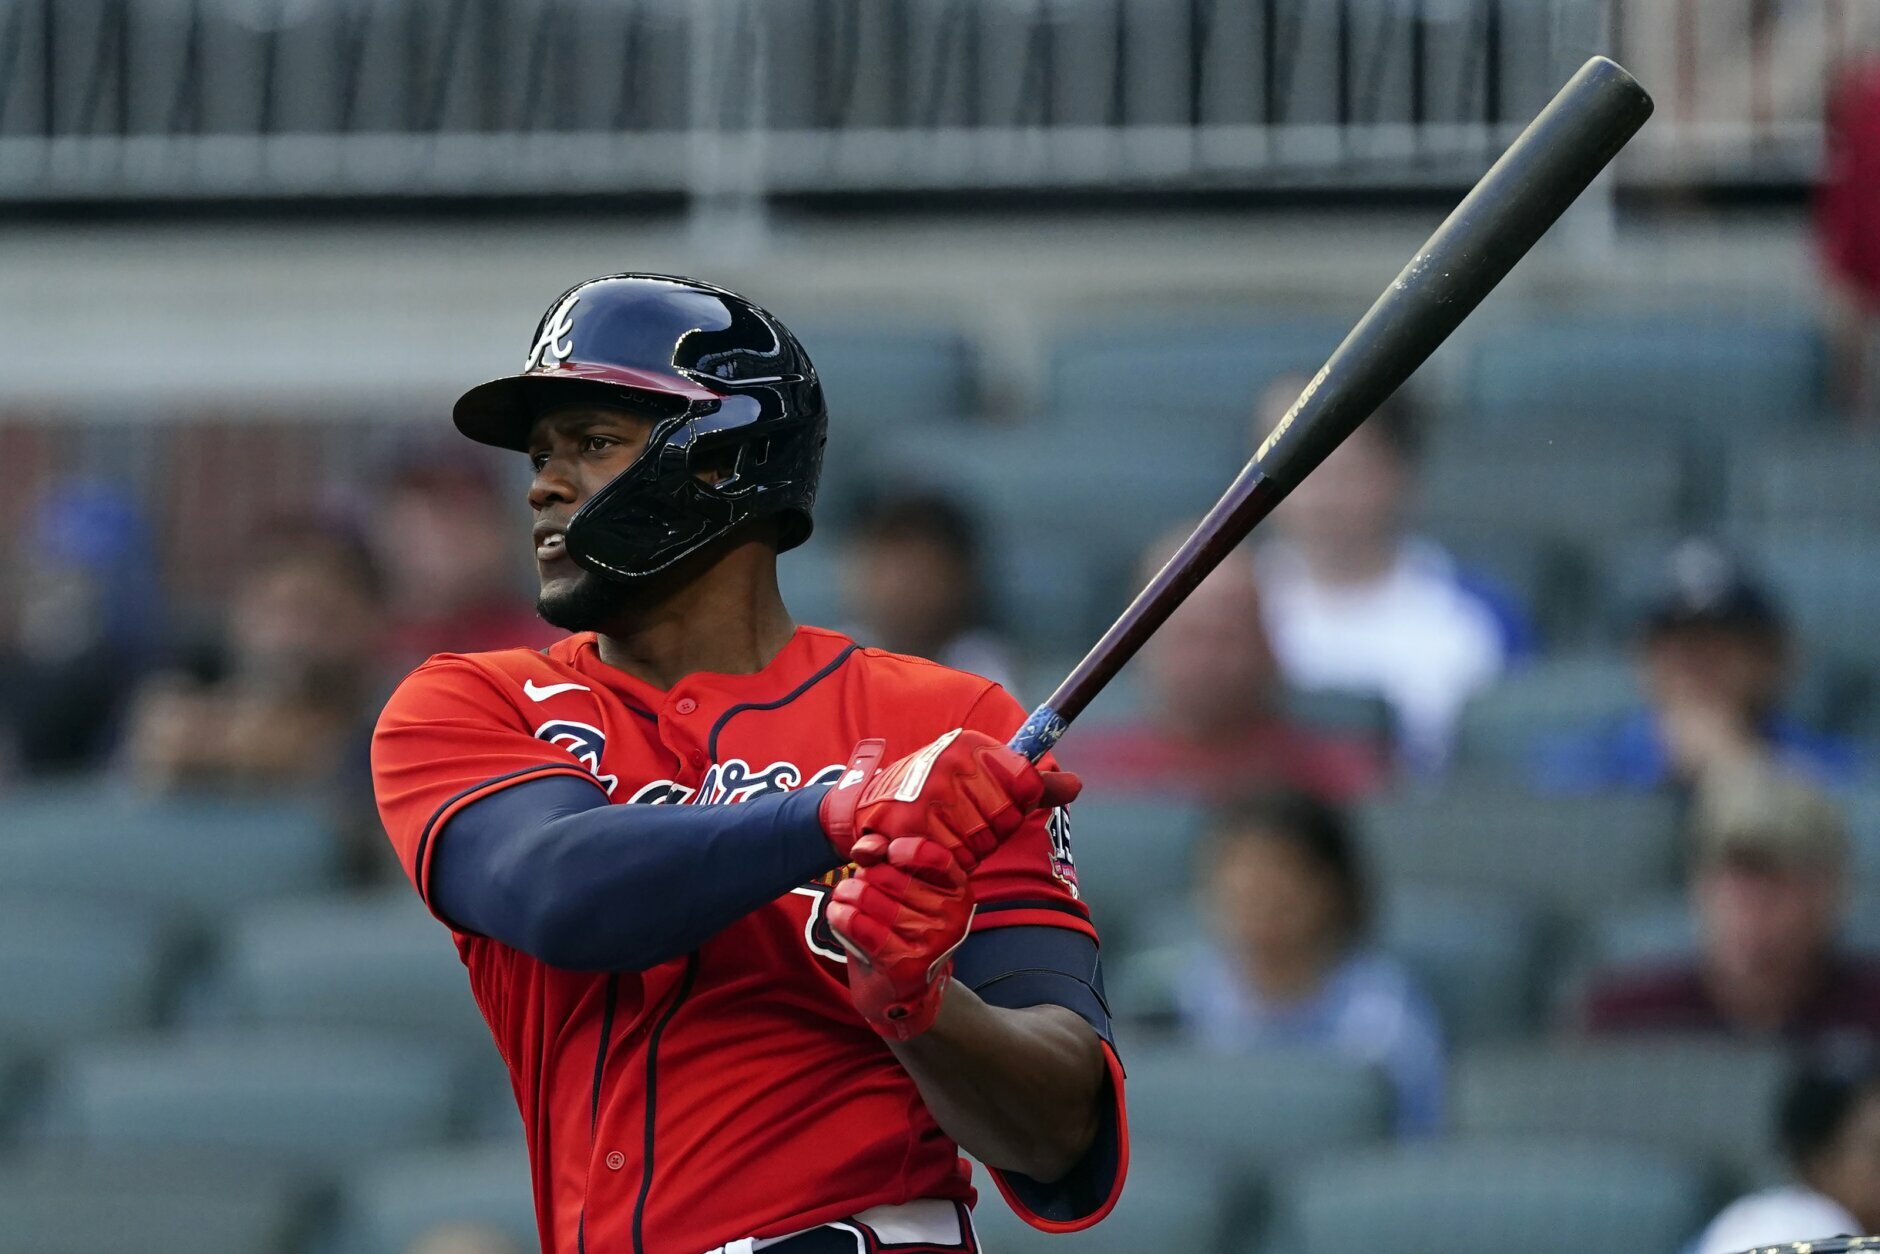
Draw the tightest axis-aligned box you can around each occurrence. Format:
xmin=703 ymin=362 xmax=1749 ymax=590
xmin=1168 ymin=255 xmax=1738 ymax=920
xmin=1176 ymin=788 xmax=1445 ymax=1136
xmin=1535 ymin=539 xmax=1859 ymax=795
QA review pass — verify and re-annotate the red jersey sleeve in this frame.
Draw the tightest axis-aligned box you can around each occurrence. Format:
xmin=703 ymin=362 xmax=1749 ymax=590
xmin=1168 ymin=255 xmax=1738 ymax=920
xmin=956 ymin=685 xmax=1096 ymax=941
xmin=371 ymin=654 xmax=600 ymax=918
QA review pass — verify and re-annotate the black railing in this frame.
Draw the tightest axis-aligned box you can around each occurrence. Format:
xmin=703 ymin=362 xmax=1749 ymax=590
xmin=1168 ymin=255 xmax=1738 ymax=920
xmin=0 ymin=0 xmax=1859 ymax=201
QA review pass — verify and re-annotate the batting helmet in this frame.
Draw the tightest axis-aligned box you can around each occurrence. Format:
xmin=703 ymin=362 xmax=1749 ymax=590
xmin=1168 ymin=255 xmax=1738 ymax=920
xmin=453 ymin=273 xmax=827 ymax=580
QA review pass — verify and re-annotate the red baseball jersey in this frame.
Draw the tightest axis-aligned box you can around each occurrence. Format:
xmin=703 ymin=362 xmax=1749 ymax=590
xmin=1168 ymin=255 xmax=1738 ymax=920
xmin=372 ymin=625 xmax=1127 ymax=1253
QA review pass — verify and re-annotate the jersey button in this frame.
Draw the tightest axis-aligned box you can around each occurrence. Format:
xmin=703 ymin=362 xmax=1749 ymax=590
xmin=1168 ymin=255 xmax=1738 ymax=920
xmin=674 ymin=697 xmax=699 ymax=715
xmin=689 ymin=751 xmax=706 ymax=768
xmin=605 ymin=1150 xmax=625 ymax=1171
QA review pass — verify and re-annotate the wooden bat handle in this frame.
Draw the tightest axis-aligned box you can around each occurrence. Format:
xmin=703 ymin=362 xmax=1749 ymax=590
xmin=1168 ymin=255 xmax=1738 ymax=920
xmin=1009 ymin=56 xmax=1654 ymax=762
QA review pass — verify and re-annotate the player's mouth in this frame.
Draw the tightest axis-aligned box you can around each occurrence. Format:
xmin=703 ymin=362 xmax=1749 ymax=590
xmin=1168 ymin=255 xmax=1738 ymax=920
xmin=534 ymin=521 xmax=569 ymax=563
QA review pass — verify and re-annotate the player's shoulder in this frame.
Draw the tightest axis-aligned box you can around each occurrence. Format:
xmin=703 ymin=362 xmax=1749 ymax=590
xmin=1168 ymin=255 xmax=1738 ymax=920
xmin=804 ymin=625 xmax=1009 ymax=711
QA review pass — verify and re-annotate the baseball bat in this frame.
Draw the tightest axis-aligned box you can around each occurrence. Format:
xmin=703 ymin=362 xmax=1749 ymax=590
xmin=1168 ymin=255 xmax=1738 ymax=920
xmin=1007 ymin=55 xmax=1654 ymax=762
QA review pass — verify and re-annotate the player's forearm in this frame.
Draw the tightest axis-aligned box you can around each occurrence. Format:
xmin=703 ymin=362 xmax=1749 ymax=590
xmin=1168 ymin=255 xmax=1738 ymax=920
xmin=431 ymin=775 xmax=841 ymax=970
xmin=888 ymin=988 xmax=1104 ymax=1183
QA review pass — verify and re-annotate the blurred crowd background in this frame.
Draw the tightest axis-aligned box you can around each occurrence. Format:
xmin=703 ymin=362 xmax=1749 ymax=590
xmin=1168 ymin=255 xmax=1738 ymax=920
xmin=4 ymin=0 xmax=1880 ymax=1251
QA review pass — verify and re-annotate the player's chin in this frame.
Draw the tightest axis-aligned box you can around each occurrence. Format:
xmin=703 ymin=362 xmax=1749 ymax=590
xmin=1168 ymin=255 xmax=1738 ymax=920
xmin=536 ymin=569 xmax=630 ymax=632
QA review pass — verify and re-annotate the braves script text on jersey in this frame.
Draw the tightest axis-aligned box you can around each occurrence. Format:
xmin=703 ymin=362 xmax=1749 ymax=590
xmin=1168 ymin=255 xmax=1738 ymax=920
xmin=372 ymin=625 xmax=1127 ymax=1253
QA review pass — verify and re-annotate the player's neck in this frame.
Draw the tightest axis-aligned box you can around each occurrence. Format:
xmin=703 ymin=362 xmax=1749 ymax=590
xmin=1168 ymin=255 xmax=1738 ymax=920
xmin=594 ymin=537 xmax=797 ymax=691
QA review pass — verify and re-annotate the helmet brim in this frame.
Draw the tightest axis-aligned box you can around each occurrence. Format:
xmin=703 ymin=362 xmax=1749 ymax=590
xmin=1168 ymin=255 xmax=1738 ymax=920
xmin=453 ymin=363 xmax=721 ymax=452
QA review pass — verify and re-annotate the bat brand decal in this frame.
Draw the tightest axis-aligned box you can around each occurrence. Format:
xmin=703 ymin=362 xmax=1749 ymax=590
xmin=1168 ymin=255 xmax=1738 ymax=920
xmin=1046 ymin=806 xmax=1080 ymax=899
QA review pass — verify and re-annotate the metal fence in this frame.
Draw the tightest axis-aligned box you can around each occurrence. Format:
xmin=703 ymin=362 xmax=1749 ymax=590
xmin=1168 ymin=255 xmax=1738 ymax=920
xmin=0 ymin=0 xmax=1871 ymax=202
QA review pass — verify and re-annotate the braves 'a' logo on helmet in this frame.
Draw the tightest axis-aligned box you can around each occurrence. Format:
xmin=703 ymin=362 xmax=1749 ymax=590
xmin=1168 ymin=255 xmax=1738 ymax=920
xmin=523 ymin=292 xmax=579 ymax=372
xmin=534 ymin=719 xmax=618 ymax=795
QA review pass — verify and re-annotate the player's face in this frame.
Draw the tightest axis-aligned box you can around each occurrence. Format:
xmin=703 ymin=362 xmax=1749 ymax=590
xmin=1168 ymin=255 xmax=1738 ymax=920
xmin=526 ymin=404 xmax=658 ymax=629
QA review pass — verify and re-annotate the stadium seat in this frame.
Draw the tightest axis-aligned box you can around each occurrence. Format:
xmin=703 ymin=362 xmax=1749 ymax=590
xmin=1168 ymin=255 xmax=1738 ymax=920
xmin=1449 ymin=1037 xmax=1786 ymax=1185
xmin=1378 ymin=884 xmax=1543 ymax=1045
xmin=1450 ymin=655 xmax=1637 ymax=772
xmin=0 ymin=788 xmax=340 ymax=919
xmin=332 ymin=1142 xmax=536 ymax=1254
xmin=1284 ymin=688 xmax=1394 ymax=753
xmin=1108 ymin=883 xmax=1542 ymax=1045
xmin=1416 ymin=444 xmax=1684 ymax=544
xmin=1580 ymin=889 xmax=1880 ymax=977
xmin=0 ymin=1153 xmax=305 ymax=1254
xmin=966 ymin=1140 xmax=1234 ymax=1254
xmin=1043 ymin=317 xmax=1349 ymax=431
xmin=195 ymin=890 xmax=488 ymax=1049
xmin=1460 ymin=312 xmax=1826 ymax=430
xmin=1356 ymin=786 xmax=1680 ymax=914
xmin=790 ymin=323 xmax=978 ymax=422
xmin=1726 ymin=436 xmax=1880 ymax=529
xmin=37 ymin=1029 xmax=456 ymax=1174
xmin=1267 ymin=1138 xmax=1714 ymax=1254
xmin=0 ymin=894 xmax=173 ymax=1049
xmin=1741 ymin=529 xmax=1880 ymax=668
xmin=1123 ymin=1044 xmax=1391 ymax=1177
xmin=1057 ymin=794 xmax=1207 ymax=949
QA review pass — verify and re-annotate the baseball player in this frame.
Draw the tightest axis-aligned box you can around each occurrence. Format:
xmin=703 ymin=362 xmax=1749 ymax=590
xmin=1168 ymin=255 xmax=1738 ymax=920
xmin=372 ymin=275 xmax=1128 ymax=1253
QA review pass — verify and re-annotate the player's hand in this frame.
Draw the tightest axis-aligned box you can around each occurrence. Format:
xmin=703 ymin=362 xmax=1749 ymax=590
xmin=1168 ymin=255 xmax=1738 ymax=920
xmin=817 ymin=729 xmax=1081 ymax=870
xmin=825 ymin=836 xmax=973 ymax=1040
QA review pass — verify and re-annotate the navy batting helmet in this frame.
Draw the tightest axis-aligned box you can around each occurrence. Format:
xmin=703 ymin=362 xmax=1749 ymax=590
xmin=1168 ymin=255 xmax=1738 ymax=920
xmin=454 ymin=273 xmax=827 ymax=580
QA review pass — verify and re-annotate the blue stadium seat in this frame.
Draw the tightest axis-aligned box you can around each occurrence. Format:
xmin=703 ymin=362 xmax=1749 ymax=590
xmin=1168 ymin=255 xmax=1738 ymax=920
xmin=1450 ymin=655 xmax=1638 ymax=772
xmin=0 ymin=895 xmax=172 ymax=1049
xmin=1461 ymin=313 xmax=1826 ymax=430
xmin=1741 ymin=529 xmax=1880 ymax=668
xmin=0 ymin=788 xmax=339 ymax=918
xmin=195 ymin=891 xmax=485 ymax=1046
xmin=1056 ymin=794 xmax=1207 ymax=950
xmin=1449 ymin=1037 xmax=1786 ymax=1185
xmin=1356 ymin=787 xmax=1679 ymax=914
xmin=1044 ymin=318 xmax=1349 ymax=433
xmin=1416 ymin=444 xmax=1684 ymax=545
xmin=966 ymin=1140 xmax=1233 ymax=1254
xmin=332 ymin=1142 xmax=536 ymax=1254
xmin=790 ymin=323 xmax=978 ymax=422
xmin=1268 ymin=1139 xmax=1713 ymax=1254
xmin=0 ymin=1153 xmax=305 ymax=1254
xmin=1726 ymin=436 xmax=1880 ymax=529
xmin=38 ymin=1030 xmax=456 ymax=1174
xmin=1123 ymin=1044 xmax=1391 ymax=1177
xmin=1378 ymin=884 xmax=1543 ymax=1045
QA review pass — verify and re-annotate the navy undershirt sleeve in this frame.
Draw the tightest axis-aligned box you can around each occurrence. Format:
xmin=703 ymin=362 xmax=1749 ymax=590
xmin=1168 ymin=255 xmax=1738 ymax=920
xmin=429 ymin=773 xmax=840 ymax=971
xmin=954 ymin=925 xmax=1115 ymax=1047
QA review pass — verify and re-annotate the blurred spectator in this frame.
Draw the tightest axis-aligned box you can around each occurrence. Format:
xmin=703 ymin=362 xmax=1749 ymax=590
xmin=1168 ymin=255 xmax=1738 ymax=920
xmin=123 ymin=520 xmax=385 ymax=799
xmin=1175 ymin=789 xmax=1445 ymax=1136
xmin=1818 ymin=55 xmax=1880 ymax=421
xmin=1251 ymin=374 xmax=1524 ymax=774
xmin=841 ymin=489 xmax=1018 ymax=690
xmin=1069 ymin=527 xmax=1383 ymax=803
xmin=0 ymin=480 xmax=163 ymax=779
xmin=374 ymin=453 xmax=560 ymax=672
xmin=1536 ymin=540 xmax=1857 ymax=795
xmin=406 ymin=1222 xmax=530 ymax=1254
xmin=1583 ymin=765 xmax=1880 ymax=1042
xmin=1695 ymin=1043 xmax=1880 ymax=1253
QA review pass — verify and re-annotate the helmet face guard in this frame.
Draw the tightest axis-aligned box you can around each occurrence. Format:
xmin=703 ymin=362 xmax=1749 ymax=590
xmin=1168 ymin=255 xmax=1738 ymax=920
xmin=453 ymin=274 xmax=827 ymax=581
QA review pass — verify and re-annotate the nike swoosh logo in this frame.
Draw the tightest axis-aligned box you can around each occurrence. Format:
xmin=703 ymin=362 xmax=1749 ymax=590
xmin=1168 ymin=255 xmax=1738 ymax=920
xmin=523 ymin=680 xmax=590 ymax=702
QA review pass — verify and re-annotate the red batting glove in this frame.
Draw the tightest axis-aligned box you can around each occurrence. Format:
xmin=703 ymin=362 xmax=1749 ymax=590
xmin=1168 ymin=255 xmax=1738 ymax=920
xmin=817 ymin=729 xmax=1081 ymax=870
xmin=825 ymin=836 xmax=974 ymax=1040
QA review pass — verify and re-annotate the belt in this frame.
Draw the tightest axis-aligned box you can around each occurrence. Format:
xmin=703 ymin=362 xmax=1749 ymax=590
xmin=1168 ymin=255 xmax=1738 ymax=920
xmin=702 ymin=1199 xmax=978 ymax=1254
